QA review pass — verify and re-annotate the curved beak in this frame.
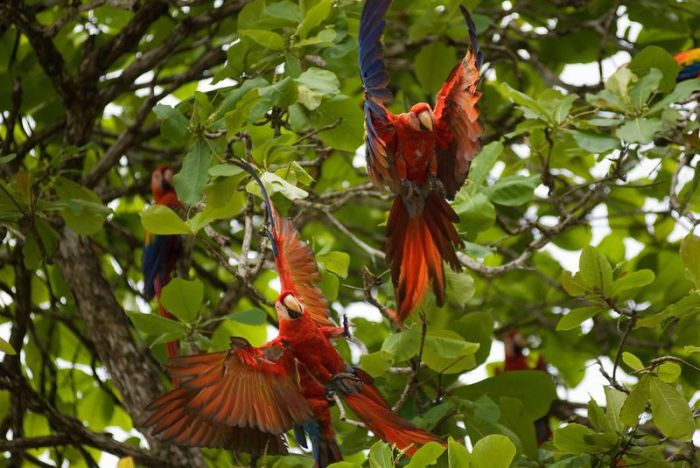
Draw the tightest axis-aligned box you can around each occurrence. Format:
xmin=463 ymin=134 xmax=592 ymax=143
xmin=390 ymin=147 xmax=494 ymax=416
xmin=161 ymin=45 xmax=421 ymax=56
xmin=418 ymin=111 xmax=433 ymax=131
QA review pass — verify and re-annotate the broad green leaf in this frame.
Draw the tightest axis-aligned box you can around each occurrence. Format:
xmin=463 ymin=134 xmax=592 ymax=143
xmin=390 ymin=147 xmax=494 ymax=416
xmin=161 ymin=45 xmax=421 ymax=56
xmin=615 ymin=118 xmax=663 ymax=144
xmin=628 ymin=46 xmax=679 ymax=93
xmin=188 ymin=180 xmax=246 ymax=232
xmin=0 ymin=337 xmax=16 ymax=355
xmin=294 ymin=68 xmax=340 ymax=110
xmin=471 ymin=434 xmax=516 ymax=468
xmin=649 ymin=79 xmax=700 ymax=114
xmin=556 ymin=306 xmax=602 ymax=331
xmin=656 ymin=361 xmax=681 ymax=383
xmin=414 ymin=42 xmax=457 ymax=94
xmin=454 ymin=192 xmax=496 ymax=233
xmin=173 ymin=138 xmax=213 ymax=204
xmin=683 ymin=345 xmax=700 ymax=354
xmin=153 ymin=104 xmax=189 ymax=145
xmin=247 ymin=171 xmax=308 ymax=201
xmin=637 ymin=293 xmax=700 ymax=328
xmin=159 ymin=278 xmax=204 ymax=323
xmin=359 ymin=351 xmax=394 ymax=378
xmin=405 ymin=441 xmax=445 ymax=467
xmin=128 ymin=311 xmax=188 ymax=336
xmin=447 ymin=437 xmax=470 ymax=467
xmin=604 ymin=387 xmax=626 ymax=433
xmin=482 ymin=175 xmax=539 ymax=206
xmin=620 ymin=374 xmax=650 ymax=427
xmin=466 ymin=141 xmax=503 ymax=194
xmin=648 ymin=376 xmax=695 ymax=439
xmin=368 ymin=441 xmax=393 ymax=468
xmin=318 ymin=251 xmax=350 ymax=278
xmin=226 ymin=308 xmax=267 ymax=325
xmin=622 ymin=352 xmax=644 ymax=372
xmin=560 ymin=271 xmax=588 ymax=296
xmin=605 ymin=67 xmax=634 ymax=99
xmin=572 ymin=131 xmax=620 ymax=153
xmin=679 ymin=234 xmax=700 ymax=288
xmin=297 ymin=0 xmax=333 ymax=39
xmin=225 ymin=89 xmax=261 ymax=134
xmin=553 ymin=423 xmax=596 ymax=453
xmin=554 ymin=95 xmax=577 ymax=124
xmin=422 ymin=330 xmax=479 ymax=374
xmin=498 ymin=82 xmax=548 ymax=119
xmin=239 ymin=29 xmax=286 ymax=50
xmin=141 ymin=205 xmax=192 ymax=235
xmin=381 ymin=326 xmax=420 ymax=362
xmin=629 ymin=68 xmax=662 ymax=110
xmin=54 ymin=177 xmax=111 ymax=235
xmin=209 ymin=165 xmax=244 ymax=177
xmin=610 ymin=270 xmax=655 ymax=299
xmin=579 ymin=246 xmax=613 ymax=294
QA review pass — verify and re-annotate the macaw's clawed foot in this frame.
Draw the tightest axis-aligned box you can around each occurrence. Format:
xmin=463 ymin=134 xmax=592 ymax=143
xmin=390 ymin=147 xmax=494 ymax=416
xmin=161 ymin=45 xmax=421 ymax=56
xmin=326 ymin=372 xmax=363 ymax=397
xmin=399 ymin=179 xmax=425 ymax=217
xmin=427 ymin=175 xmax=446 ymax=197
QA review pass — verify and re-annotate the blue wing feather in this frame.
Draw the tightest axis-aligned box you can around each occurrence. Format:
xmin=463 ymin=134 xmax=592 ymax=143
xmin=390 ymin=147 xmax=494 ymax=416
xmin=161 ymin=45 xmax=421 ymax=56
xmin=142 ymin=234 xmax=181 ymax=300
xmin=358 ymin=0 xmax=393 ymax=100
xmin=677 ymin=62 xmax=700 ymax=82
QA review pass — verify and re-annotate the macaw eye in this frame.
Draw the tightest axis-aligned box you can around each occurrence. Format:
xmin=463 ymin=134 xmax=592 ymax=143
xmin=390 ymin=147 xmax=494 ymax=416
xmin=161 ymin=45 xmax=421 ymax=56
xmin=283 ymin=294 xmax=303 ymax=319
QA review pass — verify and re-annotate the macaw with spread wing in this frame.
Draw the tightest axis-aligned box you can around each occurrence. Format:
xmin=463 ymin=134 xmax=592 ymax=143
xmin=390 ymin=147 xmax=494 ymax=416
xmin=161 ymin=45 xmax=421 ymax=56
xmin=145 ymin=161 xmax=443 ymax=465
xmin=675 ymin=48 xmax=700 ymax=81
xmin=143 ymin=165 xmax=183 ymax=358
xmin=359 ymin=0 xmax=483 ymax=324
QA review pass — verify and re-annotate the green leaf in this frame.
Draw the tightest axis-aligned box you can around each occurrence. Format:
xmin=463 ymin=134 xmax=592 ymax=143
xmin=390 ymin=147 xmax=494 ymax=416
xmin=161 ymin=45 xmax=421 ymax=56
xmin=579 ymin=246 xmax=613 ymax=294
xmin=209 ymin=164 xmax=244 ymax=177
xmin=615 ymin=118 xmax=663 ymax=144
xmin=368 ymin=441 xmax=393 ymax=468
xmin=359 ymin=351 xmax=394 ymax=378
xmin=294 ymin=67 xmax=340 ymax=110
xmin=466 ymin=141 xmax=503 ymax=194
xmin=572 ymin=131 xmax=620 ymax=153
xmin=141 ymin=205 xmax=192 ymax=235
xmin=53 ymin=177 xmax=111 ymax=235
xmin=482 ymin=175 xmax=539 ymax=206
xmin=656 ymin=361 xmax=681 ymax=383
xmin=629 ymin=68 xmax=662 ymax=110
xmin=188 ymin=179 xmax=246 ymax=232
xmin=414 ymin=42 xmax=457 ymax=94
xmin=226 ymin=308 xmax=267 ymax=325
xmin=649 ymin=79 xmax=700 ymax=114
xmin=648 ymin=376 xmax=695 ymax=439
xmin=225 ymin=89 xmax=261 ymax=134
xmin=173 ymin=138 xmax=213 ymax=204
xmin=317 ymin=251 xmax=350 ymax=279
xmin=159 ymin=278 xmax=204 ymax=323
xmin=637 ymin=293 xmax=700 ymax=328
xmin=553 ymin=423 xmax=596 ymax=454
xmin=239 ymin=29 xmax=286 ymax=50
xmin=560 ymin=271 xmax=588 ymax=297
xmin=0 ymin=337 xmax=16 ymax=355
xmin=128 ymin=311 xmax=188 ymax=336
xmin=604 ymin=387 xmax=627 ymax=433
xmin=620 ymin=374 xmax=650 ymax=427
xmin=454 ymin=192 xmax=496 ymax=233
xmin=153 ymin=104 xmax=189 ymax=145
xmin=405 ymin=441 xmax=445 ymax=467
xmin=679 ymin=234 xmax=700 ymax=288
xmin=422 ymin=330 xmax=479 ymax=374
xmin=471 ymin=434 xmax=516 ymax=468
xmin=498 ymin=82 xmax=548 ymax=119
xmin=683 ymin=345 xmax=700 ymax=354
xmin=554 ymin=95 xmax=577 ymax=124
xmin=605 ymin=67 xmax=634 ymax=99
xmin=628 ymin=46 xmax=679 ymax=93
xmin=556 ymin=306 xmax=602 ymax=331
xmin=381 ymin=326 xmax=420 ymax=362
xmin=622 ymin=352 xmax=644 ymax=372
xmin=297 ymin=0 xmax=333 ymax=39
xmin=247 ymin=171 xmax=308 ymax=201
xmin=610 ymin=270 xmax=655 ymax=299
xmin=447 ymin=437 xmax=470 ymax=467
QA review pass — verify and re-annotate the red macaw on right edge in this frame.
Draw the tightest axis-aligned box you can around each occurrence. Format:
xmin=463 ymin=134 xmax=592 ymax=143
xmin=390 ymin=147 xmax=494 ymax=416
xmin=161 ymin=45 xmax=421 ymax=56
xmin=674 ymin=48 xmax=700 ymax=81
xmin=359 ymin=0 xmax=483 ymax=325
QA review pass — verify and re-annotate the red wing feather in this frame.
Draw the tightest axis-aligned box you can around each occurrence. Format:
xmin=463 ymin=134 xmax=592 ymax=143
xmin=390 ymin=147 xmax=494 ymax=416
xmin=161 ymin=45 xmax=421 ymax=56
xmin=433 ymin=7 xmax=483 ymax=199
xmin=273 ymin=210 xmax=333 ymax=327
xmin=145 ymin=339 xmax=313 ymax=439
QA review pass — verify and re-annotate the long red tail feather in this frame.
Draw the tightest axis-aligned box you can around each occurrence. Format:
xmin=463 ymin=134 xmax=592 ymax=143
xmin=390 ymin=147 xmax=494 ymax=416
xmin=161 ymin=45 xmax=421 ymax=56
xmin=342 ymin=384 xmax=443 ymax=456
xmin=386 ymin=192 xmax=463 ymax=324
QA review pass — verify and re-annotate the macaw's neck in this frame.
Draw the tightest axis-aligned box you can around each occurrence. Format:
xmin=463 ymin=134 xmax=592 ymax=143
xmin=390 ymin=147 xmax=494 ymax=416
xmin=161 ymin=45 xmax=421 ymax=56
xmin=155 ymin=191 xmax=180 ymax=208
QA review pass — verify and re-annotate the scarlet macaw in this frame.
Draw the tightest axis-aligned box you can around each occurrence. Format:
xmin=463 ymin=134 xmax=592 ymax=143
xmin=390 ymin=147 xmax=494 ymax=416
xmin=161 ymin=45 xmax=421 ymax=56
xmin=143 ymin=165 xmax=183 ymax=358
xmin=359 ymin=0 xmax=483 ymax=324
xmin=145 ymin=162 xmax=443 ymax=465
xmin=501 ymin=331 xmax=552 ymax=446
xmin=675 ymin=48 xmax=700 ymax=81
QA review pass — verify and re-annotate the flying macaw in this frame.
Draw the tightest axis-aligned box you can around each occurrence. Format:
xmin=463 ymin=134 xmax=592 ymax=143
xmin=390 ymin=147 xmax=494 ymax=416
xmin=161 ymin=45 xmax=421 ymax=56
xmin=145 ymin=161 xmax=443 ymax=465
xmin=359 ymin=0 xmax=483 ymax=324
xmin=143 ymin=165 xmax=183 ymax=358
xmin=674 ymin=48 xmax=700 ymax=81
xmin=501 ymin=331 xmax=552 ymax=446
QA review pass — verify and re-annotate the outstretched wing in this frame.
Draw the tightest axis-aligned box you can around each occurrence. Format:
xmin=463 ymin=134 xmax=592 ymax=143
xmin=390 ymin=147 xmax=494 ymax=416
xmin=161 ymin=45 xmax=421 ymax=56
xmin=433 ymin=5 xmax=483 ymax=199
xmin=359 ymin=0 xmax=397 ymax=190
xmin=273 ymin=211 xmax=332 ymax=327
xmin=145 ymin=338 xmax=313 ymax=441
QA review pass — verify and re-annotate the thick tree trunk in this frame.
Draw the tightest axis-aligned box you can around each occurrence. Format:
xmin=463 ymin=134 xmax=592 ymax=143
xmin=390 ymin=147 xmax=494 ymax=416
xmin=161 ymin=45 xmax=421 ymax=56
xmin=56 ymin=229 xmax=204 ymax=467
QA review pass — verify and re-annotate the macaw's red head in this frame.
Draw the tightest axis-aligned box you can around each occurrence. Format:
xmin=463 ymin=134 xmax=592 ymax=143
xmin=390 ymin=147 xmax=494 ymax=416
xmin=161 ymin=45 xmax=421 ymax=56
xmin=408 ymin=102 xmax=434 ymax=132
xmin=503 ymin=330 xmax=527 ymax=358
xmin=151 ymin=165 xmax=179 ymax=207
xmin=275 ymin=291 xmax=304 ymax=322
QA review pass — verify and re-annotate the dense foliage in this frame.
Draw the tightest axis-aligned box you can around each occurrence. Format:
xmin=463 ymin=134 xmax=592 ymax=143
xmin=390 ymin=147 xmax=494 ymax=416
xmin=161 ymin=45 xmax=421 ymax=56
xmin=0 ymin=0 xmax=699 ymax=466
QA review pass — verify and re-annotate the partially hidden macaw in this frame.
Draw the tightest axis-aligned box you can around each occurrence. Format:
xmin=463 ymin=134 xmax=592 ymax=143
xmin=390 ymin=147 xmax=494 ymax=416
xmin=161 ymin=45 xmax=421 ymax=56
xmin=674 ymin=48 xmax=700 ymax=81
xmin=359 ymin=0 xmax=483 ymax=325
xmin=145 ymin=162 xmax=443 ymax=466
xmin=143 ymin=165 xmax=183 ymax=358
xmin=501 ymin=331 xmax=552 ymax=446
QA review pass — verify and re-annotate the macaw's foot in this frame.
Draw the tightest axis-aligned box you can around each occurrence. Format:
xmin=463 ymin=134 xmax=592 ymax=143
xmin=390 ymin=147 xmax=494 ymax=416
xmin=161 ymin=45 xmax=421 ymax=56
xmin=399 ymin=179 xmax=425 ymax=217
xmin=342 ymin=315 xmax=351 ymax=338
xmin=326 ymin=372 xmax=363 ymax=397
xmin=427 ymin=175 xmax=446 ymax=197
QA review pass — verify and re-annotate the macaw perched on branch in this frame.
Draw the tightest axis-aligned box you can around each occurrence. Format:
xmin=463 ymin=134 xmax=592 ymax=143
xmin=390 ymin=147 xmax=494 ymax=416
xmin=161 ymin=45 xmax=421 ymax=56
xmin=359 ymin=0 xmax=483 ymax=324
xmin=675 ymin=48 xmax=700 ymax=81
xmin=501 ymin=331 xmax=552 ymax=446
xmin=145 ymin=161 xmax=443 ymax=465
xmin=143 ymin=165 xmax=183 ymax=358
